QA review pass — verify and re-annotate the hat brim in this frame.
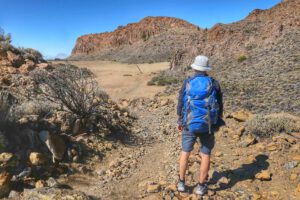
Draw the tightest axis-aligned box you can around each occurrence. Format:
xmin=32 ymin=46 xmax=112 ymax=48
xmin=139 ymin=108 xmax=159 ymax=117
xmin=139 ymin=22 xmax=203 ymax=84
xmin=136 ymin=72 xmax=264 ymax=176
xmin=191 ymin=63 xmax=212 ymax=71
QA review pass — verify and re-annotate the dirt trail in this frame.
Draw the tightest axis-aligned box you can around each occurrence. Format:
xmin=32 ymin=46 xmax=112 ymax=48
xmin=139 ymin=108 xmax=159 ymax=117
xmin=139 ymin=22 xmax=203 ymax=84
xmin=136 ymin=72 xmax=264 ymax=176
xmin=57 ymin=61 xmax=300 ymax=200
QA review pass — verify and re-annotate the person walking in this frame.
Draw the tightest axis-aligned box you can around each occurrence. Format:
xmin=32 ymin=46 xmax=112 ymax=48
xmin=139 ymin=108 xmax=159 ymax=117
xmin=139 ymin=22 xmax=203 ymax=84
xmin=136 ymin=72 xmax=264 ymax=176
xmin=176 ymin=55 xmax=223 ymax=195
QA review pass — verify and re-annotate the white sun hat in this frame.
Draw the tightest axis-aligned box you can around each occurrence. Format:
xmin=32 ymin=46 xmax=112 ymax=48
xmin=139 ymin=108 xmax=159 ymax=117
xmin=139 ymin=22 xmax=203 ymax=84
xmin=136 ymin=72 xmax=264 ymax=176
xmin=190 ymin=55 xmax=212 ymax=71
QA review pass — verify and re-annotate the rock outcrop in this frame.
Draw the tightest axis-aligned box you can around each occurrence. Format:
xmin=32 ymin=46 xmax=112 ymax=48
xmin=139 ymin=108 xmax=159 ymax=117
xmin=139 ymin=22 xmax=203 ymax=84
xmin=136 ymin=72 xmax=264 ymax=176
xmin=70 ymin=16 xmax=198 ymax=62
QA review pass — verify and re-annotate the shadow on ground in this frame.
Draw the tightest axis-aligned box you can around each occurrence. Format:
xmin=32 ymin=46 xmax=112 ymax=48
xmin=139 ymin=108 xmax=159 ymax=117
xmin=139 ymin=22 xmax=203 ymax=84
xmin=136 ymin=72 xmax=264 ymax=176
xmin=211 ymin=154 xmax=270 ymax=191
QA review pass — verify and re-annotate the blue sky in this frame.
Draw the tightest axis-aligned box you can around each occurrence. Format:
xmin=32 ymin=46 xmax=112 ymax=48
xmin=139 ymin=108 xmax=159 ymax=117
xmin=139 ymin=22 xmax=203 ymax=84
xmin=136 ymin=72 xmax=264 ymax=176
xmin=0 ymin=0 xmax=281 ymax=58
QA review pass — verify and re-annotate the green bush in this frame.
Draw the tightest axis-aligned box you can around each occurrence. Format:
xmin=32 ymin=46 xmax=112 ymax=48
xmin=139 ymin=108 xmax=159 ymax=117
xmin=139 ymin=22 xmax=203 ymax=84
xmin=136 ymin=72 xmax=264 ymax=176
xmin=147 ymin=71 xmax=185 ymax=86
xmin=237 ymin=55 xmax=247 ymax=63
xmin=246 ymin=114 xmax=300 ymax=138
xmin=147 ymin=80 xmax=155 ymax=86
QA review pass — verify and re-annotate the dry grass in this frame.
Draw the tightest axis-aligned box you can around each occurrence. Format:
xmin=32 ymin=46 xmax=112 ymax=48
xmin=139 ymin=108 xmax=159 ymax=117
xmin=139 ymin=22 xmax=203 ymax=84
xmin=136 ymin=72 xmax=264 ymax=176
xmin=147 ymin=70 xmax=185 ymax=86
xmin=245 ymin=113 xmax=300 ymax=138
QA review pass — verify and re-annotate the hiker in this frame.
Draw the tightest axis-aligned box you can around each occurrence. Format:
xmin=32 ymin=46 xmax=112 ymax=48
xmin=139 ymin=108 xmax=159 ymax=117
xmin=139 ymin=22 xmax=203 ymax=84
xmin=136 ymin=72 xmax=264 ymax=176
xmin=176 ymin=55 xmax=223 ymax=195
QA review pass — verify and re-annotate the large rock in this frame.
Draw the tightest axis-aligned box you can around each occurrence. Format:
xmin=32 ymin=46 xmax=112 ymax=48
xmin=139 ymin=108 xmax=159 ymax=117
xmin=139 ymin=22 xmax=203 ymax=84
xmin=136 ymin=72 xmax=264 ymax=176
xmin=38 ymin=131 xmax=66 ymax=162
xmin=255 ymin=170 xmax=271 ymax=181
xmin=21 ymin=187 xmax=91 ymax=200
xmin=29 ymin=152 xmax=45 ymax=166
xmin=37 ymin=62 xmax=52 ymax=70
xmin=0 ymin=171 xmax=12 ymax=198
xmin=0 ymin=152 xmax=18 ymax=169
xmin=230 ymin=110 xmax=254 ymax=122
xmin=6 ymin=51 xmax=25 ymax=67
xmin=147 ymin=183 xmax=161 ymax=193
xmin=18 ymin=60 xmax=36 ymax=74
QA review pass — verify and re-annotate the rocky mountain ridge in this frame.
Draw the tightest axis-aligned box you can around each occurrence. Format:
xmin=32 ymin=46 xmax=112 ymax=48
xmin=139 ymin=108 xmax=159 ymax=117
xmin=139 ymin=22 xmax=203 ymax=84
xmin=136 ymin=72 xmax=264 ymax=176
xmin=70 ymin=0 xmax=299 ymax=65
xmin=71 ymin=16 xmax=198 ymax=62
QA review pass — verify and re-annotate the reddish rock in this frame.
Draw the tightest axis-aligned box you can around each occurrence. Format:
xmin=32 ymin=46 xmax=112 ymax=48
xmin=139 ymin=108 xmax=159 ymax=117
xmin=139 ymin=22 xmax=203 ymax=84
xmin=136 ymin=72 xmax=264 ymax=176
xmin=37 ymin=62 xmax=52 ymax=70
xmin=18 ymin=60 xmax=36 ymax=74
xmin=6 ymin=51 xmax=25 ymax=67
xmin=71 ymin=16 xmax=197 ymax=57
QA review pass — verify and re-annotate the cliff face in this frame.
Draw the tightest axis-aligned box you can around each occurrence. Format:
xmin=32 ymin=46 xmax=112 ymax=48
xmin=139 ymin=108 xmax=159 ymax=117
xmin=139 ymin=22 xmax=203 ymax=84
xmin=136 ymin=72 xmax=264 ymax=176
xmin=71 ymin=0 xmax=299 ymax=64
xmin=71 ymin=17 xmax=197 ymax=60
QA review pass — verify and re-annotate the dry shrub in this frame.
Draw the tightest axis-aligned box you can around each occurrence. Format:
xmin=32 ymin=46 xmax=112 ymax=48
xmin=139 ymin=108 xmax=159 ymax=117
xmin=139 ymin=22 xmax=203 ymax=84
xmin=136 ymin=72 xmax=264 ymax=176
xmin=29 ymin=64 xmax=109 ymax=120
xmin=13 ymin=100 xmax=54 ymax=119
xmin=19 ymin=48 xmax=44 ymax=62
xmin=147 ymin=70 xmax=185 ymax=86
xmin=246 ymin=113 xmax=300 ymax=138
xmin=0 ymin=27 xmax=11 ymax=44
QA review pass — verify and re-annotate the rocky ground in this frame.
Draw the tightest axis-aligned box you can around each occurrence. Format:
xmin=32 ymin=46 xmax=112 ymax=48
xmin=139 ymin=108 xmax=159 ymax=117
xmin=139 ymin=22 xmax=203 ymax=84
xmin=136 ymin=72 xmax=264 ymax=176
xmin=0 ymin=47 xmax=300 ymax=199
xmin=2 ymin=95 xmax=298 ymax=199
xmin=53 ymin=96 xmax=300 ymax=200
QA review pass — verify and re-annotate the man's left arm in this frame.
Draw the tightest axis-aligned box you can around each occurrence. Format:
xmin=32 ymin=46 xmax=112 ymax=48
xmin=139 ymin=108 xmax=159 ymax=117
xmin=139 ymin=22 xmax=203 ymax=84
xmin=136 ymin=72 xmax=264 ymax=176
xmin=213 ymin=79 xmax=223 ymax=119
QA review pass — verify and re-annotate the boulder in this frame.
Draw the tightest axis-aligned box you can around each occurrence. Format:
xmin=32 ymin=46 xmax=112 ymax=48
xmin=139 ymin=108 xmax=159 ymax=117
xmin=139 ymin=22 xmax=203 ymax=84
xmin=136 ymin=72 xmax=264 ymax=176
xmin=29 ymin=152 xmax=45 ymax=166
xmin=46 ymin=177 xmax=59 ymax=188
xmin=165 ymin=184 xmax=177 ymax=192
xmin=160 ymin=99 xmax=169 ymax=106
xmin=37 ymin=62 xmax=51 ymax=70
xmin=6 ymin=51 xmax=25 ymax=67
xmin=243 ymin=135 xmax=257 ymax=147
xmin=18 ymin=61 xmax=36 ymax=73
xmin=38 ymin=131 xmax=66 ymax=162
xmin=0 ymin=152 xmax=18 ymax=169
xmin=147 ymin=183 xmax=161 ymax=193
xmin=0 ymin=171 xmax=12 ymax=198
xmin=255 ymin=170 xmax=271 ymax=181
xmin=35 ymin=180 xmax=46 ymax=188
xmin=230 ymin=110 xmax=253 ymax=122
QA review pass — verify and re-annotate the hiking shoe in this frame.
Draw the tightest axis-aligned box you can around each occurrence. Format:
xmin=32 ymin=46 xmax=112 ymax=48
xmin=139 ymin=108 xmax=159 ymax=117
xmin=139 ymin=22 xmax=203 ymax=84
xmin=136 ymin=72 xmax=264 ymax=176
xmin=195 ymin=183 xmax=208 ymax=195
xmin=177 ymin=180 xmax=186 ymax=192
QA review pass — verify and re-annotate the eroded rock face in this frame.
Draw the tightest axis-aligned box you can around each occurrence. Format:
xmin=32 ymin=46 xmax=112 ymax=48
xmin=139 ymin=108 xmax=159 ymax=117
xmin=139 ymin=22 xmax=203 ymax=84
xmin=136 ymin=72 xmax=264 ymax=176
xmin=71 ymin=0 xmax=299 ymax=66
xmin=70 ymin=16 xmax=198 ymax=62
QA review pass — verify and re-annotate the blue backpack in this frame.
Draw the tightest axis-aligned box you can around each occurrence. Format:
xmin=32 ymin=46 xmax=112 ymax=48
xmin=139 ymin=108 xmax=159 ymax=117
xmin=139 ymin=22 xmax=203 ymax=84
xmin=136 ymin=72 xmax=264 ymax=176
xmin=183 ymin=75 xmax=219 ymax=134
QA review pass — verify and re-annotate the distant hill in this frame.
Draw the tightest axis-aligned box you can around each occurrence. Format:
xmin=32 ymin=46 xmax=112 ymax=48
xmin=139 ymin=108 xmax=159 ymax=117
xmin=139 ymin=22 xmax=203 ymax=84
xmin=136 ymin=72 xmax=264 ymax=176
xmin=70 ymin=16 xmax=199 ymax=62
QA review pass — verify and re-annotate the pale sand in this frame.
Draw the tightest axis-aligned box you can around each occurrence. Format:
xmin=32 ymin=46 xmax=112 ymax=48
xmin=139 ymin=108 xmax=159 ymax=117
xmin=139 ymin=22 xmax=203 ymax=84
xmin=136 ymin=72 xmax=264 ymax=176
xmin=62 ymin=61 xmax=169 ymax=100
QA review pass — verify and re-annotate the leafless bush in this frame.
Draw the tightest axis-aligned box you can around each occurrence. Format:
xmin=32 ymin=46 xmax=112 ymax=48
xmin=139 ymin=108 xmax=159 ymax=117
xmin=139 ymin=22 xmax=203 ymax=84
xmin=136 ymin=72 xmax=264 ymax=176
xmin=18 ymin=47 xmax=44 ymax=62
xmin=13 ymin=100 xmax=54 ymax=119
xmin=0 ymin=28 xmax=11 ymax=44
xmin=29 ymin=64 xmax=108 ymax=120
xmin=246 ymin=114 xmax=300 ymax=138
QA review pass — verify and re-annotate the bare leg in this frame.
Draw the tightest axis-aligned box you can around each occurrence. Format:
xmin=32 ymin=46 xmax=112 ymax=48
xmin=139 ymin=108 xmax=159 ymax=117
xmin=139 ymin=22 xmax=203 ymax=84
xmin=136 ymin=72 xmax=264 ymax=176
xmin=199 ymin=152 xmax=210 ymax=184
xmin=179 ymin=151 xmax=190 ymax=181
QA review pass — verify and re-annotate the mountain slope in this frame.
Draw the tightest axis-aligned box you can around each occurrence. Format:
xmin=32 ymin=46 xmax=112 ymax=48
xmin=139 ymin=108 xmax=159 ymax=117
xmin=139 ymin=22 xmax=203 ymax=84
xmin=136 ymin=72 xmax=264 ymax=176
xmin=70 ymin=16 xmax=198 ymax=62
